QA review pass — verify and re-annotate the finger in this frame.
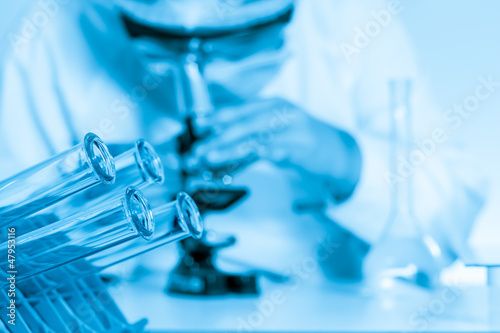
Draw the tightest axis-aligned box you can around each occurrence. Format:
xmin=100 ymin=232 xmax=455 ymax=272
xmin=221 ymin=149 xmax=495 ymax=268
xmin=198 ymin=98 xmax=288 ymax=128
xmin=190 ymin=131 xmax=297 ymax=176
xmin=197 ymin=143 xmax=260 ymax=171
xmin=199 ymin=137 xmax=292 ymax=170
xmin=194 ymin=110 xmax=278 ymax=156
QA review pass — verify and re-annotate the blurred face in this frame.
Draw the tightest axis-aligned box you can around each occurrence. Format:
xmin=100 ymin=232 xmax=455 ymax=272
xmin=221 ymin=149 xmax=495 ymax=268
xmin=202 ymin=16 xmax=290 ymax=103
xmin=120 ymin=1 xmax=293 ymax=106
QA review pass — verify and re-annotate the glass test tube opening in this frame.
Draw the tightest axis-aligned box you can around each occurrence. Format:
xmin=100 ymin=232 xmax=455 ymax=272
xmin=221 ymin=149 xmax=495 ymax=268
xmin=85 ymin=191 xmax=203 ymax=270
xmin=74 ymin=139 xmax=165 ymax=206
xmin=39 ymin=192 xmax=203 ymax=284
xmin=0 ymin=133 xmax=116 ymax=222
xmin=84 ymin=133 xmax=116 ymax=185
xmin=113 ymin=139 xmax=165 ymax=188
xmin=0 ymin=187 xmax=154 ymax=285
xmin=175 ymin=191 xmax=203 ymax=240
xmin=124 ymin=186 xmax=156 ymax=241
xmin=136 ymin=139 xmax=165 ymax=185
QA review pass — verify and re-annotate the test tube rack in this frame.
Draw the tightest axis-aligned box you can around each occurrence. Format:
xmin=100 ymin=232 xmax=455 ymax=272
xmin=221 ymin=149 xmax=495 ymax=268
xmin=0 ymin=215 xmax=147 ymax=333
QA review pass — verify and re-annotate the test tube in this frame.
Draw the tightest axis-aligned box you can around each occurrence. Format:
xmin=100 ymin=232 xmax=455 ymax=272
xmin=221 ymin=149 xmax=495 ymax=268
xmin=0 ymin=133 xmax=116 ymax=224
xmin=114 ymin=139 xmax=164 ymax=188
xmin=29 ymin=192 xmax=202 ymax=289
xmin=92 ymin=139 xmax=164 ymax=195
xmin=72 ymin=192 xmax=202 ymax=273
xmin=62 ymin=139 xmax=164 ymax=213
xmin=0 ymin=187 xmax=154 ymax=285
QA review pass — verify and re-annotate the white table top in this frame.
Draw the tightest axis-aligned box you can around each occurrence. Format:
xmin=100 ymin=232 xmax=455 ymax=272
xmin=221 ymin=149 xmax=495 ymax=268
xmin=108 ymin=211 xmax=494 ymax=331
xmin=462 ymin=246 xmax=500 ymax=268
xmin=109 ymin=167 xmax=496 ymax=331
xmin=110 ymin=262 xmax=493 ymax=332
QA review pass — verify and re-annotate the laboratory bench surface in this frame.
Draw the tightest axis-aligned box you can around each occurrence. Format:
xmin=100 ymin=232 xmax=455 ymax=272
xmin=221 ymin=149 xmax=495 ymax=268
xmin=111 ymin=266 xmax=495 ymax=332
xmin=110 ymin=169 xmax=497 ymax=332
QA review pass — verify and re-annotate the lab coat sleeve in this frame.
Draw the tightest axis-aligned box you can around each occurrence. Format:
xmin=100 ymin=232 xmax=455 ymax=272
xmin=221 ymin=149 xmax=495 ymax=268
xmin=325 ymin=132 xmax=390 ymax=244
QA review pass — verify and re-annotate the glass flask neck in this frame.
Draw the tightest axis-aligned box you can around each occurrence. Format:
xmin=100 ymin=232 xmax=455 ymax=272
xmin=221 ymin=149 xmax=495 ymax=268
xmin=386 ymin=79 xmax=421 ymax=237
xmin=390 ymin=80 xmax=413 ymax=217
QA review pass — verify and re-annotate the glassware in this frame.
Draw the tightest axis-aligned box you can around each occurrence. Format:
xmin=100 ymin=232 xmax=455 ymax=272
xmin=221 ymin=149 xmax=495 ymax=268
xmin=0 ymin=187 xmax=154 ymax=285
xmin=363 ymin=79 xmax=444 ymax=289
xmin=0 ymin=133 xmax=116 ymax=224
xmin=60 ymin=139 xmax=165 ymax=215
xmin=80 ymin=191 xmax=202 ymax=271
xmin=102 ymin=139 xmax=164 ymax=190
xmin=19 ymin=192 xmax=203 ymax=294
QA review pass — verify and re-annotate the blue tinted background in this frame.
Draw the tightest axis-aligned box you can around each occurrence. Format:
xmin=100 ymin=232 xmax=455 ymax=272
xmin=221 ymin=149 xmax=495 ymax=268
xmin=1 ymin=1 xmax=500 ymax=331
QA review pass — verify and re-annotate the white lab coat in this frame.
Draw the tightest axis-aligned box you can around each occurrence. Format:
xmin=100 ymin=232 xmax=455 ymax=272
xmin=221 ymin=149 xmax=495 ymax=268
xmin=0 ymin=0 xmax=484 ymax=260
xmin=261 ymin=0 xmax=485 ymax=259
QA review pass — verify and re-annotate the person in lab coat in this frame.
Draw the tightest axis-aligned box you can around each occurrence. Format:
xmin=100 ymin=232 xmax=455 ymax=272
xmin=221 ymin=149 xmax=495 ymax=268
xmin=0 ymin=0 xmax=485 ymax=282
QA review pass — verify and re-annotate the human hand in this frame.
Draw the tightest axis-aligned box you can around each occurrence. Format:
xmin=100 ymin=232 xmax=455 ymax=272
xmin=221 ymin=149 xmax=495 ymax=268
xmin=189 ymin=98 xmax=361 ymax=201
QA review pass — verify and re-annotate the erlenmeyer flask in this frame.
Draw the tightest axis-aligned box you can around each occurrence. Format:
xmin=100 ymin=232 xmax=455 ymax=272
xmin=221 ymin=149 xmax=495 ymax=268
xmin=364 ymin=79 xmax=444 ymax=289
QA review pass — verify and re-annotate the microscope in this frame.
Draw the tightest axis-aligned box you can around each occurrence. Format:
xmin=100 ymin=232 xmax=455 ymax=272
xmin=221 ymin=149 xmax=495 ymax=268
xmin=121 ymin=7 xmax=294 ymax=295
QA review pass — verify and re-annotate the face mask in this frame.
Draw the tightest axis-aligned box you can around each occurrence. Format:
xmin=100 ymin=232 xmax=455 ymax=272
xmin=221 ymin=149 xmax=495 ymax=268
xmin=204 ymin=43 xmax=291 ymax=101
